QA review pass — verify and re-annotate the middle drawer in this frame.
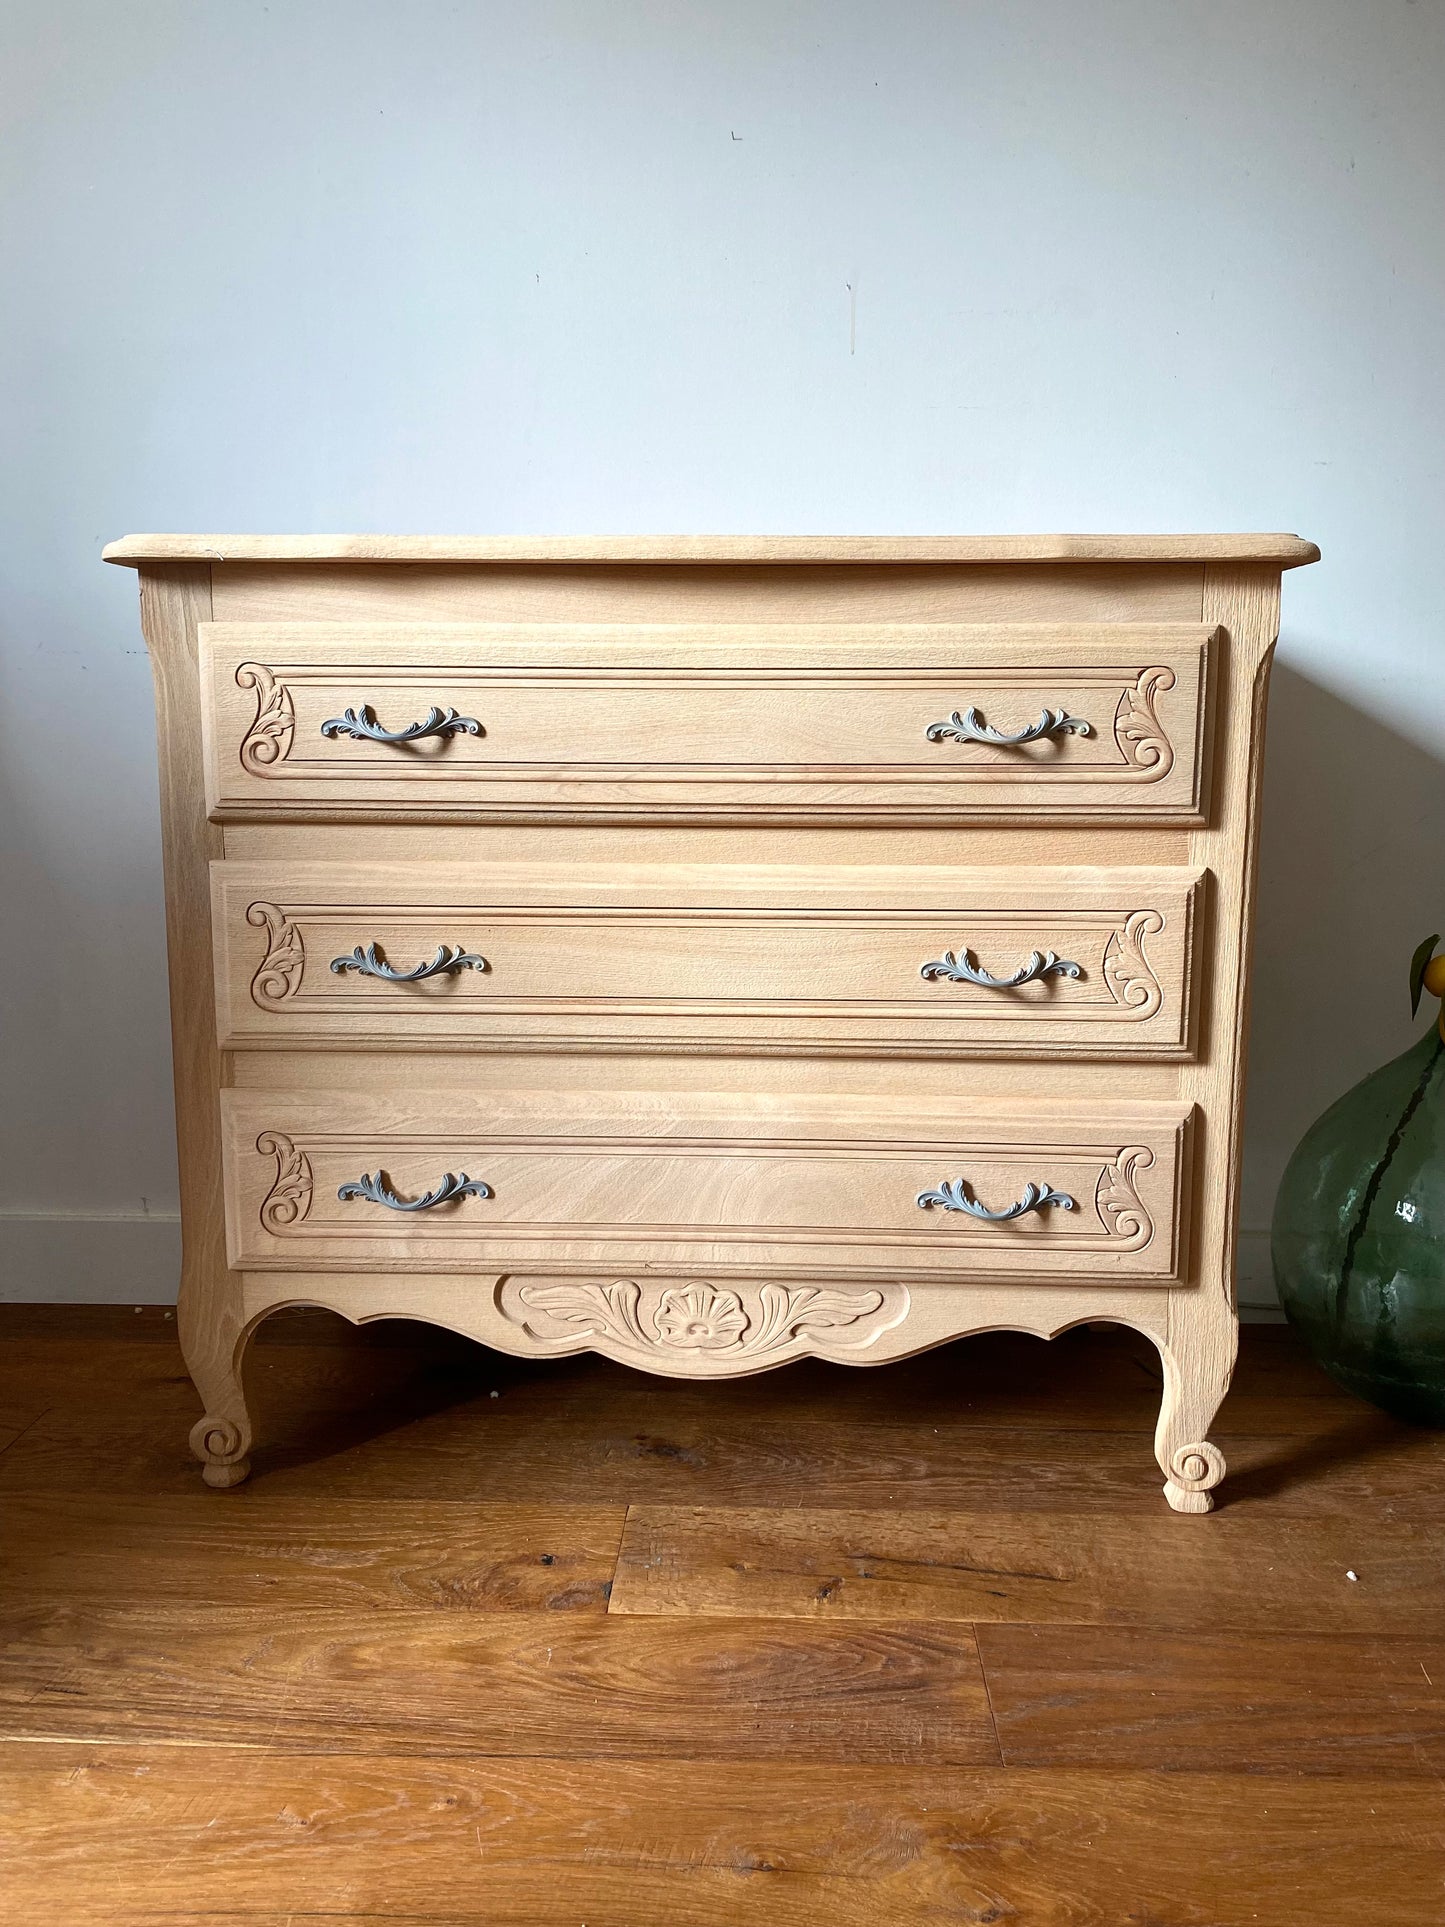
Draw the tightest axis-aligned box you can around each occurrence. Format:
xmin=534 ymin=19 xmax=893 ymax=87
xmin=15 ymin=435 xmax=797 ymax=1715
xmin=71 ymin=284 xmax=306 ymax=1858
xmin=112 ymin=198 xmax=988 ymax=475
xmin=213 ymin=860 xmax=1204 ymax=1058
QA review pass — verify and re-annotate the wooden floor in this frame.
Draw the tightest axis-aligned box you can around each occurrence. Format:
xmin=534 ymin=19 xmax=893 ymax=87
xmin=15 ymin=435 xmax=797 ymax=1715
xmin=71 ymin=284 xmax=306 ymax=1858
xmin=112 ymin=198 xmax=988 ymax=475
xmin=1 ymin=1307 xmax=1442 ymax=1925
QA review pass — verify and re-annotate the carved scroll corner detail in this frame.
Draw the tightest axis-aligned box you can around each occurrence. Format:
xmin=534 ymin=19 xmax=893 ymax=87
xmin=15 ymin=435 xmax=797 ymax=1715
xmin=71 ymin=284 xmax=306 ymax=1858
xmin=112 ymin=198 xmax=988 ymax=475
xmin=1102 ymin=908 xmax=1165 ymax=1018
xmin=236 ymin=662 xmax=295 ymax=775
xmin=246 ymin=900 xmax=306 ymax=1006
xmin=1114 ymin=666 xmax=1176 ymax=778
xmin=1095 ymin=1146 xmax=1154 ymax=1247
xmin=257 ymin=1130 xmax=314 ymax=1232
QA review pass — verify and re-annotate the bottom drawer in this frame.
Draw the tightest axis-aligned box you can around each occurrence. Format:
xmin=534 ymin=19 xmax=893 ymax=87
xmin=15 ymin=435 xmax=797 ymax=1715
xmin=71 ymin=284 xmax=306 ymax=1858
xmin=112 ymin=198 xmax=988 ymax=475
xmin=222 ymin=1089 xmax=1192 ymax=1283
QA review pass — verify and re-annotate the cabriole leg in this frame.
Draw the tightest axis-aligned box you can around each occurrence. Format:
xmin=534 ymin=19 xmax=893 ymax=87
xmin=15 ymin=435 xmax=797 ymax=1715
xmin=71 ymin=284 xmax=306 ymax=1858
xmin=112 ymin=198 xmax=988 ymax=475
xmin=1151 ymin=1289 xmax=1238 ymax=1513
xmin=178 ymin=1265 xmax=255 ymax=1488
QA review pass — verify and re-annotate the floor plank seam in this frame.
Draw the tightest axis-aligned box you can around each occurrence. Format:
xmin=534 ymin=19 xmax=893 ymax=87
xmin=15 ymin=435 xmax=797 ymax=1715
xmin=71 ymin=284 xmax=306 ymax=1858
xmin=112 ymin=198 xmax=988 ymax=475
xmin=603 ymin=1502 xmax=633 ymax=1612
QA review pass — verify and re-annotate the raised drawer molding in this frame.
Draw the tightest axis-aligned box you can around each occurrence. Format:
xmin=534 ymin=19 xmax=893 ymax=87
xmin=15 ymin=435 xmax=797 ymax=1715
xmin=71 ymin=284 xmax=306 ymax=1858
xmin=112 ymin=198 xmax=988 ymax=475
xmin=211 ymin=860 xmax=1203 ymax=1057
xmin=110 ymin=530 xmax=1319 ymax=1511
xmin=200 ymin=623 xmax=1214 ymax=822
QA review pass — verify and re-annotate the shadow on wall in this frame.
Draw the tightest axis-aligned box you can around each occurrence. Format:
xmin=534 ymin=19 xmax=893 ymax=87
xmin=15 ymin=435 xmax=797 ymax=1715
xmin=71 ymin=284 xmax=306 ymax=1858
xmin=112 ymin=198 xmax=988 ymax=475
xmin=1243 ymin=662 xmax=1445 ymax=1234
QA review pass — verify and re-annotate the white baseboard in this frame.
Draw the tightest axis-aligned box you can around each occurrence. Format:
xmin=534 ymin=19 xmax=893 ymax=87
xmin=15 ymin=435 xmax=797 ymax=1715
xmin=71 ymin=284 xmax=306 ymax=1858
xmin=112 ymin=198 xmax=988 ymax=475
xmin=0 ymin=1211 xmax=1280 ymax=1316
xmin=0 ymin=1212 xmax=181 ymax=1304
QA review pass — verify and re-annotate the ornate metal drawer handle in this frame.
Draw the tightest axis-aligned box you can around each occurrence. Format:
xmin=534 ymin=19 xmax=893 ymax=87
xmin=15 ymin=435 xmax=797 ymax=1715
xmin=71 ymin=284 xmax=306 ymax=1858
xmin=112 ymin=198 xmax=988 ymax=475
xmin=330 ymin=943 xmax=488 ymax=982
xmin=338 ymin=1171 xmax=492 ymax=1211
xmin=320 ymin=704 xmax=482 ymax=744
xmin=916 ymin=1178 xmax=1075 ymax=1220
xmin=919 ymin=948 xmax=1082 ymax=989
xmin=926 ymin=707 xmax=1092 ymax=747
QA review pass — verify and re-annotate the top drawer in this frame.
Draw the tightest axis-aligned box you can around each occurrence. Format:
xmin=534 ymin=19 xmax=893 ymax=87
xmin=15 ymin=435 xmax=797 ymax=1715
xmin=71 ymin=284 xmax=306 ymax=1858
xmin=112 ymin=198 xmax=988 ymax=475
xmin=200 ymin=621 xmax=1215 ymax=825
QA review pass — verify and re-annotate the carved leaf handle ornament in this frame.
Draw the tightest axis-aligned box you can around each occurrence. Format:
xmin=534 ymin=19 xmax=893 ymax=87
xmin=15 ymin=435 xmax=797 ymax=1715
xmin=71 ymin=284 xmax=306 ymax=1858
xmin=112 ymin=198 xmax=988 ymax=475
xmin=926 ymin=707 xmax=1092 ymax=747
xmin=257 ymin=1132 xmax=314 ymax=1230
xmin=330 ymin=943 xmax=488 ymax=983
xmin=1094 ymin=1148 xmax=1154 ymax=1244
xmin=920 ymin=947 xmax=1083 ymax=989
xmin=337 ymin=1170 xmax=492 ymax=1211
xmin=1113 ymin=667 xmax=1176 ymax=775
xmin=237 ymin=663 xmax=296 ymax=774
xmin=247 ymin=901 xmax=306 ymax=1006
xmin=320 ymin=705 xmax=482 ymax=744
xmin=916 ymin=1178 xmax=1076 ymax=1221
xmin=1102 ymin=910 xmax=1165 ymax=1017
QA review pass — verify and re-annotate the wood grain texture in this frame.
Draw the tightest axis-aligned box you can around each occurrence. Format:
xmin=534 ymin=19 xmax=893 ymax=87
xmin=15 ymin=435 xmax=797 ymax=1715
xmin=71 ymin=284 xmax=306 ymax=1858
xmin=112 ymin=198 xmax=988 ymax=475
xmin=105 ymin=530 xmax=1322 ymax=565
xmin=218 ymin=1087 xmax=1192 ymax=1282
xmin=199 ymin=620 xmax=1213 ymax=824
xmin=1 ymin=1750 xmax=1435 ymax=1927
xmin=121 ymin=537 xmax=1317 ymax=1501
xmin=0 ymin=1495 xmax=624 ymax=1611
xmin=608 ymin=1504 xmax=1445 ymax=1632
xmin=4 ymin=1311 xmax=1443 ymax=1923
xmin=208 ymin=557 xmax=1212 ymax=627
xmin=10 ymin=1319 xmax=1421 ymax=1510
xmin=978 ymin=1622 xmax=1445 ymax=1773
xmin=212 ymin=857 xmax=1202 ymax=1058
xmin=0 ymin=1606 xmax=997 ymax=1762
xmin=138 ymin=567 xmax=257 ymax=1488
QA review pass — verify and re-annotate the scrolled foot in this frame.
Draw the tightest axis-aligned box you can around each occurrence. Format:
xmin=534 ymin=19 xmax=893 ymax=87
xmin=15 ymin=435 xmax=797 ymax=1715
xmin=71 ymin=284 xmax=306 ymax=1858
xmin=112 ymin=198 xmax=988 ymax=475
xmin=202 ymin=1457 xmax=252 ymax=1488
xmin=190 ymin=1413 xmax=253 ymax=1489
xmin=1163 ymin=1440 xmax=1225 ymax=1514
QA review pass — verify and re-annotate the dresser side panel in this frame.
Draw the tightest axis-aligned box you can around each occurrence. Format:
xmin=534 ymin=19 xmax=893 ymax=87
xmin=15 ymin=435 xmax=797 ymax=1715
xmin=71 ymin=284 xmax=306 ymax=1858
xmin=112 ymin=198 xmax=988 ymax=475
xmin=139 ymin=563 xmax=253 ymax=1475
xmin=1184 ymin=565 xmax=1283 ymax=1311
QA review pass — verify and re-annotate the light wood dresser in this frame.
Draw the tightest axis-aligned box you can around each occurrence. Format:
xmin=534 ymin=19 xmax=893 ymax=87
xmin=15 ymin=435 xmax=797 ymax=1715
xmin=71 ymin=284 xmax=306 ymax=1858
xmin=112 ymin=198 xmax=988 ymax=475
xmin=108 ymin=532 xmax=1318 ymax=1509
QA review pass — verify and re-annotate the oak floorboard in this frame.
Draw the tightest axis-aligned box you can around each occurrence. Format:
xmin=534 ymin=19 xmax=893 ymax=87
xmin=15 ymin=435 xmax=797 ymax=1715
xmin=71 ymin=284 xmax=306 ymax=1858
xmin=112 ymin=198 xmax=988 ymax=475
xmin=3 ymin=1746 xmax=1442 ymax=1927
xmin=608 ymin=1504 xmax=1445 ymax=1631
xmin=5 ymin=1311 xmax=1442 ymax=1918
xmin=2 ymin=1316 xmax=1429 ymax=1518
xmin=0 ymin=1309 xmax=1354 ymax=1430
xmin=0 ymin=1607 xmax=997 ymax=1764
xmin=9 ymin=1391 xmax=1432 ymax=1515
xmin=0 ymin=1495 xmax=624 ymax=1612
xmin=977 ymin=1622 xmax=1445 ymax=1773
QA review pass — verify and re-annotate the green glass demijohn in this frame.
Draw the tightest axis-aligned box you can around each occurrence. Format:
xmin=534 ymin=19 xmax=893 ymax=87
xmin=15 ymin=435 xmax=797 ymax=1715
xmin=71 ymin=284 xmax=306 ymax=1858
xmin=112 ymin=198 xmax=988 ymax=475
xmin=1271 ymin=936 xmax=1445 ymax=1424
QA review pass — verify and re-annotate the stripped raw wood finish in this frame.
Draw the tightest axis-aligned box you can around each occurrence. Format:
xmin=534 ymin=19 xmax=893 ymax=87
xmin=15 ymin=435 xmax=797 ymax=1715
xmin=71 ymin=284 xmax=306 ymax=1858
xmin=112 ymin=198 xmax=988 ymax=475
xmin=108 ymin=535 xmax=1318 ymax=1507
xmin=198 ymin=621 xmax=1215 ymax=823
xmin=212 ymin=858 xmax=1202 ymax=1058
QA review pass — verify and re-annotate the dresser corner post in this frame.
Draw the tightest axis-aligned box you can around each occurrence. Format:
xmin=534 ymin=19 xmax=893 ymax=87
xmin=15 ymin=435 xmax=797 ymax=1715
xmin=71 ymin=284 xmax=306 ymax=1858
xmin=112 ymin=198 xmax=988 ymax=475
xmin=138 ymin=562 xmax=254 ymax=1488
xmin=1149 ymin=1283 xmax=1238 ymax=1513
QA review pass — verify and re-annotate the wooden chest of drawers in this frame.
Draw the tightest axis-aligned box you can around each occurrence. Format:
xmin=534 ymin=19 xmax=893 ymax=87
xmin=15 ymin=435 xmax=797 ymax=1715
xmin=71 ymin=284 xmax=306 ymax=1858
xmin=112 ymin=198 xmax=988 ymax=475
xmin=109 ymin=532 xmax=1318 ymax=1510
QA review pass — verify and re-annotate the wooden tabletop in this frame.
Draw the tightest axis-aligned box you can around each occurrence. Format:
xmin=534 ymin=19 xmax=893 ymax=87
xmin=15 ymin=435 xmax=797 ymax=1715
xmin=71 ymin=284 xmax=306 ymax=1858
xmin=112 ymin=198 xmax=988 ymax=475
xmin=102 ymin=531 xmax=1322 ymax=567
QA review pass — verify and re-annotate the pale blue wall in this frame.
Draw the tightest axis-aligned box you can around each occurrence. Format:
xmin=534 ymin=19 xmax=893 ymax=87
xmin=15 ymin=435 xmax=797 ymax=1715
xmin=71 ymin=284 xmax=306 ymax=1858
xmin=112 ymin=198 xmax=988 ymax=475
xmin=3 ymin=0 xmax=1443 ymax=1299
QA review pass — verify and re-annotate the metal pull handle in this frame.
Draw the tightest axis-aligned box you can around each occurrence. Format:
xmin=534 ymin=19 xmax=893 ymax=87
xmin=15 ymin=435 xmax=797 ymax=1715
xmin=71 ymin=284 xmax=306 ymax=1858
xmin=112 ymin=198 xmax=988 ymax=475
xmin=926 ymin=707 xmax=1092 ymax=747
xmin=320 ymin=704 xmax=482 ymax=744
xmin=919 ymin=948 xmax=1082 ymax=989
xmin=330 ymin=943 xmax=488 ymax=983
xmin=338 ymin=1171 xmax=492 ymax=1211
xmin=916 ymin=1178 xmax=1075 ymax=1221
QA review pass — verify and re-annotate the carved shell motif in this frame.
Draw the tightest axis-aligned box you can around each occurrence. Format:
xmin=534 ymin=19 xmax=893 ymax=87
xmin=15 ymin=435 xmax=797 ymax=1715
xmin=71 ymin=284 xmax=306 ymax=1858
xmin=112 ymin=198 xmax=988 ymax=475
xmin=257 ymin=1131 xmax=314 ymax=1231
xmin=1113 ymin=667 xmax=1176 ymax=778
xmin=247 ymin=901 xmax=305 ymax=1006
xmin=509 ymin=1277 xmax=902 ymax=1364
xmin=237 ymin=663 xmax=295 ymax=775
xmin=1102 ymin=910 xmax=1164 ymax=1019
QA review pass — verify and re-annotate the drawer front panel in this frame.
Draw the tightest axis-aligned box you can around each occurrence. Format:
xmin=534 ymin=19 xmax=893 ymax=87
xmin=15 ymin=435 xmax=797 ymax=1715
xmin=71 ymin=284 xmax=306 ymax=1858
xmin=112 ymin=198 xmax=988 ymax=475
xmin=201 ymin=622 xmax=1214 ymax=823
xmin=222 ymin=1091 xmax=1192 ymax=1282
xmin=213 ymin=861 xmax=1203 ymax=1058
